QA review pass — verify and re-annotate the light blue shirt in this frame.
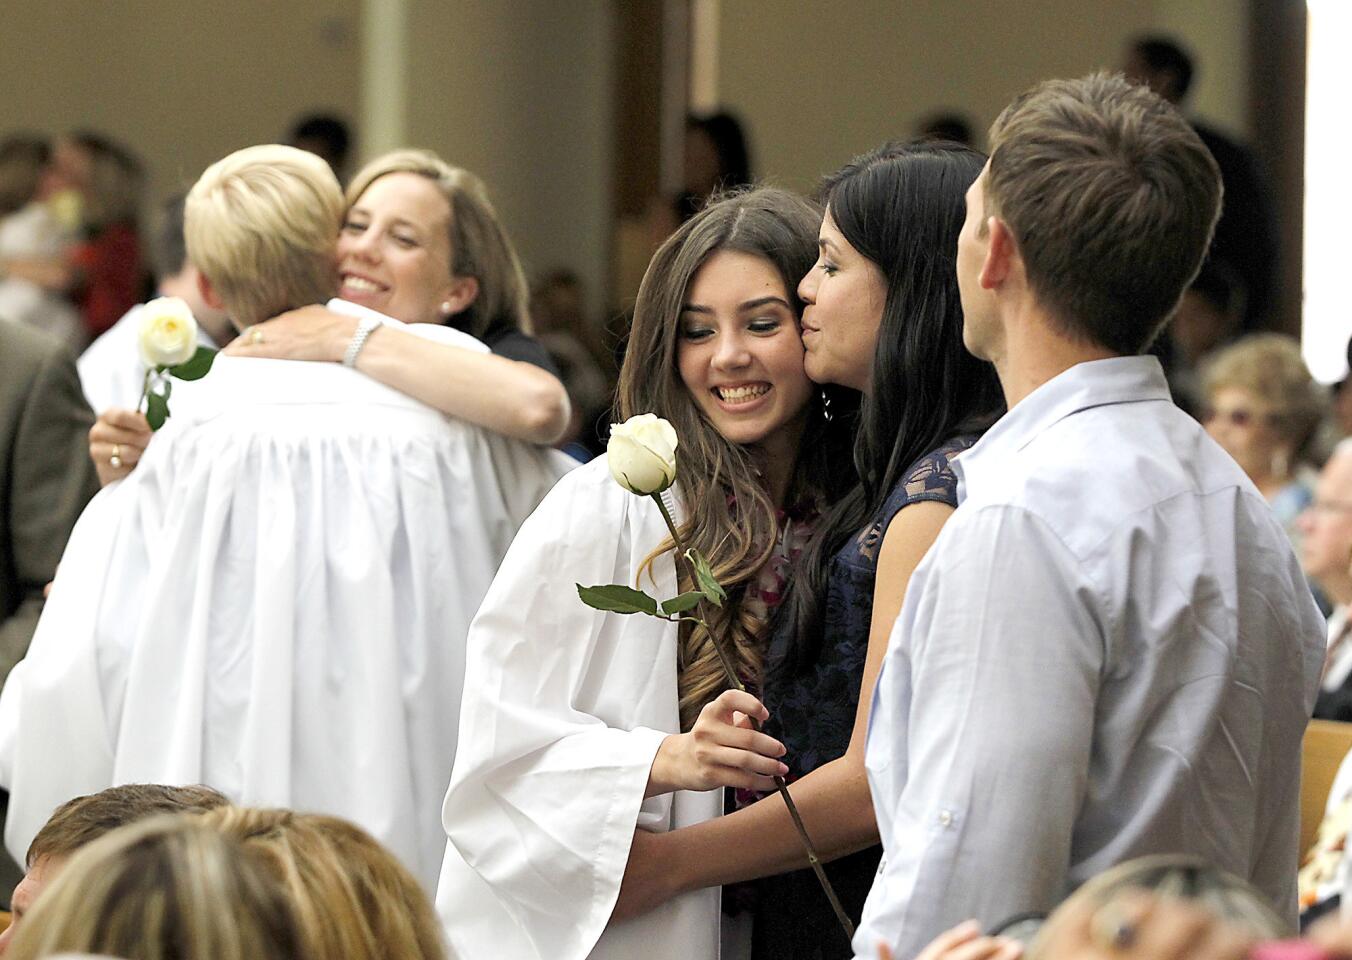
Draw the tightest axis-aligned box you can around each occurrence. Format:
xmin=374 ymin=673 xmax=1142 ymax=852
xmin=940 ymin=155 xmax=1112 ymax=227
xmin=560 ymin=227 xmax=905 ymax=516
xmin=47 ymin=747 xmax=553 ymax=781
xmin=853 ymin=356 xmax=1325 ymax=959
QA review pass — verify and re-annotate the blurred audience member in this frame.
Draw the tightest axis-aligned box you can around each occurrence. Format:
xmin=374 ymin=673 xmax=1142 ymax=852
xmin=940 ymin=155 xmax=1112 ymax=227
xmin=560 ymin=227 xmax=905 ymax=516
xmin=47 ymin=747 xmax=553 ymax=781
xmin=913 ymin=857 xmax=1283 ymax=960
xmin=648 ymin=110 xmax=754 ymax=246
xmin=203 ymin=807 xmax=447 ymax=960
xmin=1028 ymin=856 xmax=1288 ymax=960
xmin=915 ymin=111 xmax=977 ymax=147
xmin=1125 ymin=36 xmax=1278 ymax=331
xmin=78 ymin=195 xmax=232 ymax=416
xmin=1332 ymin=337 xmax=1352 ymax=440
xmin=1172 ymin=261 xmax=1245 ymax=369
xmin=0 ymin=323 xmax=97 ymax=688
xmin=0 ymin=323 xmax=97 ymax=898
xmin=3 ymin=816 xmax=305 ymax=960
xmin=38 ymin=133 xmax=147 ymax=343
xmin=0 ymin=137 xmax=82 ymax=349
xmin=1300 ymin=737 xmax=1352 ymax=926
xmin=0 ymin=783 xmax=227 ymax=952
xmin=1162 ymin=259 xmax=1245 ymax=415
xmin=1201 ymin=335 xmax=1326 ymax=551
xmin=530 ymin=270 xmax=610 ymax=458
xmin=1298 ymin=442 xmax=1352 ymax=720
xmin=290 ymin=113 xmax=352 ymax=182
xmin=679 ymin=111 xmax=752 ymax=221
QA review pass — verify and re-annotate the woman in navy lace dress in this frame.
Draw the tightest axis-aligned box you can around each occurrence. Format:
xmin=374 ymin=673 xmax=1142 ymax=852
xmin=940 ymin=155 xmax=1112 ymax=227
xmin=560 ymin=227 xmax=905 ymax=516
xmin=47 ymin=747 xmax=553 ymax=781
xmin=614 ymin=142 xmax=1004 ymax=958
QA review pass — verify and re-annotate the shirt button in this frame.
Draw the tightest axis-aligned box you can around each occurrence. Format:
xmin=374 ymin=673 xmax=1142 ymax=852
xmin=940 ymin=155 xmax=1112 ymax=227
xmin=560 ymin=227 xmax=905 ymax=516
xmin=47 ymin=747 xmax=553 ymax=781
xmin=938 ymin=810 xmax=954 ymax=828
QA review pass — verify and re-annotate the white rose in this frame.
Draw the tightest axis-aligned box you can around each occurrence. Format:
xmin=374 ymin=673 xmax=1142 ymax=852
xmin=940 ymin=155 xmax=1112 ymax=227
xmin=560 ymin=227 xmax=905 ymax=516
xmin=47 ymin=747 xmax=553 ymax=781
xmin=138 ymin=297 xmax=199 ymax=368
xmin=607 ymin=414 xmax=679 ymax=496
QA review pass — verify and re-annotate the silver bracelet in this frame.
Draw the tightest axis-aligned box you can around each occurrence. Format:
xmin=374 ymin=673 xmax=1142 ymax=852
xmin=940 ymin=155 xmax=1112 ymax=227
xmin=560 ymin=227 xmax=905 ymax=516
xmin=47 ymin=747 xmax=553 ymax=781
xmin=342 ymin=315 xmax=384 ymax=367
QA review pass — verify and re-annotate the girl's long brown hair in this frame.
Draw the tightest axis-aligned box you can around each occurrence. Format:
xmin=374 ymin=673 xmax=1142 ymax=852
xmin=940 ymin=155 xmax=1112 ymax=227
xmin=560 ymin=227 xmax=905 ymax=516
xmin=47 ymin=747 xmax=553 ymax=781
xmin=618 ymin=187 xmax=856 ymax=729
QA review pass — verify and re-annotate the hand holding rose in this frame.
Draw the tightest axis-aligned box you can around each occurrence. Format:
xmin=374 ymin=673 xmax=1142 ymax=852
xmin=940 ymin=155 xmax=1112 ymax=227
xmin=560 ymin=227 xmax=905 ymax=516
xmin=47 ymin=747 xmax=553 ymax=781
xmin=647 ymin=689 xmax=787 ymax=795
xmin=89 ymin=408 xmax=152 ymax=486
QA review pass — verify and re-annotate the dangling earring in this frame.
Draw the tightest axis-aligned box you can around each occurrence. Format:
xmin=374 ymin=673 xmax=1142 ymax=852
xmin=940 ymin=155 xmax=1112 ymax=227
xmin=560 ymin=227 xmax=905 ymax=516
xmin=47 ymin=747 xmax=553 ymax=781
xmin=821 ymin=388 xmax=833 ymax=422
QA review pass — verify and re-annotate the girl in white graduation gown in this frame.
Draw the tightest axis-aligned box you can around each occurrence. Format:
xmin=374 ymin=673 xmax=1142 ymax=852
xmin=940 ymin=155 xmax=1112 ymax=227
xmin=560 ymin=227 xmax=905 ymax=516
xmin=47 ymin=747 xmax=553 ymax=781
xmin=436 ymin=188 xmax=858 ymax=960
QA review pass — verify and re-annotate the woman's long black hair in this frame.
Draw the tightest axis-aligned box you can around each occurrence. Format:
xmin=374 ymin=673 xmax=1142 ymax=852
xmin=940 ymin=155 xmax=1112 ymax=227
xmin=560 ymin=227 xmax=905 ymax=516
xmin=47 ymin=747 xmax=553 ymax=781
xmin=778 ymin=140 xmax=1006 ymax=676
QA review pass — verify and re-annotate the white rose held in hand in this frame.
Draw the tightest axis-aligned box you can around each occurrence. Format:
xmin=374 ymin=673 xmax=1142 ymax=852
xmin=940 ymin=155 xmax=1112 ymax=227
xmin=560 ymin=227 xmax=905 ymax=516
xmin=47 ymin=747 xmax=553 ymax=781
xmin=607 ymin=413 xmax=679 ymax=495
xmin=134 ymin=297 xmax=217 ymax=431
xmin=583 ymin=411 xmax=855 ymax=940
xmin=138 ymin=297 xmax=199 ymax=368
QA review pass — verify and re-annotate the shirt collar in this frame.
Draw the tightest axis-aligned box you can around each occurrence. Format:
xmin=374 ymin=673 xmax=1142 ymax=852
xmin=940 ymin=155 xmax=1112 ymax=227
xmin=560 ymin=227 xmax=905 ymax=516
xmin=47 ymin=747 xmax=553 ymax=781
xmin=953 ymin=355 xmax=1172 ymax=502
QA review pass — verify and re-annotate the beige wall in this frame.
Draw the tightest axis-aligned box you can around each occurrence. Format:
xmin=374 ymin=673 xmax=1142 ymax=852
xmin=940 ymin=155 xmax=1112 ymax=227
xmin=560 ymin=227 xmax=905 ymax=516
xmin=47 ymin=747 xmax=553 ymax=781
xmin=716 ymin=0 xmax=1249 ymax=191
xmin=3 ymin=0 xmax=1241 ymax=318
xmin=0 ymin=0 xmax=614 ymax=318
xmin=0 ymin=0 xmax=361 ymax=208
xmin=1153 ymin=0 xmax=1251 ymax=137
xmin=406 ymin=0 xmax=614 ymax=322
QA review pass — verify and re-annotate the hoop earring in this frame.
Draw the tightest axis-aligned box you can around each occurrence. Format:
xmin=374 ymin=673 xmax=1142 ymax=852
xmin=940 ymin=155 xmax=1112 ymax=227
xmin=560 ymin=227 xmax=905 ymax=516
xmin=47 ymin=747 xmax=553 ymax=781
xmin=821 ymin=388 xmax=833 ymax=422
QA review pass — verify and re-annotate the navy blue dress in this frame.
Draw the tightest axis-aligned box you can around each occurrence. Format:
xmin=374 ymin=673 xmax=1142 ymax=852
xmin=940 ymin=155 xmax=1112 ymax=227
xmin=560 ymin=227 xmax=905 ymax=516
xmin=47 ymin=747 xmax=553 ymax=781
xmin=750 ymin=435 xmax=975 ymax=960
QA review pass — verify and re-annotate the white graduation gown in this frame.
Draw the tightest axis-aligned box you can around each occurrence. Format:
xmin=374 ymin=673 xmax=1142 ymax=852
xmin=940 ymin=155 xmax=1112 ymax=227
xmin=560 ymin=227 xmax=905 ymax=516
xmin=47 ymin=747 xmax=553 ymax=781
xmin=0 ymin=309 xmax=573 ymax=890
xmin=436 ymin=459 xmax=722 ymax=960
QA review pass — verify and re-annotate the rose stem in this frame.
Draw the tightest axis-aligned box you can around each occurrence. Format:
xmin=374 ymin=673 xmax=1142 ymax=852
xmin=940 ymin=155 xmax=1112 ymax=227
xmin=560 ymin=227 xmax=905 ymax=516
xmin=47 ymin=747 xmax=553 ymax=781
xmin=649 ymin=493 xmax=856 ymax=942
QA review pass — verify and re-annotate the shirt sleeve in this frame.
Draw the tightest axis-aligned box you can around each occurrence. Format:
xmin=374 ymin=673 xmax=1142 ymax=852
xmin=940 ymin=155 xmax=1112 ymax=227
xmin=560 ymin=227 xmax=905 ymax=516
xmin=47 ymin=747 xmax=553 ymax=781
xmin=860 ymin=504 xmax=1104 ymax=960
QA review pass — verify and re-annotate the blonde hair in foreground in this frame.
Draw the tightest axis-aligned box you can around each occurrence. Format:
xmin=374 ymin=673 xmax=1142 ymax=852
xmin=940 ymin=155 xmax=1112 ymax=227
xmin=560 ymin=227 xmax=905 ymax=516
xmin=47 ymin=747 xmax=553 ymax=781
xmin=201 ymin=806 xmax=448 ymax=960
xmin=6 ymin=815 xmax=305 ymax=960
xmin=347 ymin=149 xmax=532 ymax=336
xmin=1026 ymin=854 xmax=1289 ymax=960
xmin=185 ymin=143 xmax=343 ymax=327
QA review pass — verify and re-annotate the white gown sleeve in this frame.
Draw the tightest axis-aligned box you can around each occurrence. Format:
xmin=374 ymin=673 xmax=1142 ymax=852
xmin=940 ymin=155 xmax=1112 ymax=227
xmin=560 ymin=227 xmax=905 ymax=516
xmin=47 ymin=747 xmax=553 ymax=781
xmin=0 ymin=476 xmax=146 ymax=861
xmin=437 ymin=460 xmax=721 ymax=960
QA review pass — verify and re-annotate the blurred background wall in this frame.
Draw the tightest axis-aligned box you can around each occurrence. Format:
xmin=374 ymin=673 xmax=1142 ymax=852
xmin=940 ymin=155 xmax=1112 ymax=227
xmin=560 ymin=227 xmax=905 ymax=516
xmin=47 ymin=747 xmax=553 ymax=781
xmin=716 ymin=0 xmax=1249 ymax=193
xmin=0 ymin=0 xmax=1313 ymax=359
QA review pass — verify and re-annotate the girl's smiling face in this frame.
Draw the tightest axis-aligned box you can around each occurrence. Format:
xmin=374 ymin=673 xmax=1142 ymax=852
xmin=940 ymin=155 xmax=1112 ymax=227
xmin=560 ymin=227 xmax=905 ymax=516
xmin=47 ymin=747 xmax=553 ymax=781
xmin=676 ymin=249 xmax=814 ymax=468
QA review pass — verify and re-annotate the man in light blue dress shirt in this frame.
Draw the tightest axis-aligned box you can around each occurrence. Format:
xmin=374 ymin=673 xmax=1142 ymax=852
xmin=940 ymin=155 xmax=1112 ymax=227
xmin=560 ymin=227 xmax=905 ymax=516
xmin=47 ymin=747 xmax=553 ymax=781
xmin=854 ymin=74 xmax=1325 ymax=960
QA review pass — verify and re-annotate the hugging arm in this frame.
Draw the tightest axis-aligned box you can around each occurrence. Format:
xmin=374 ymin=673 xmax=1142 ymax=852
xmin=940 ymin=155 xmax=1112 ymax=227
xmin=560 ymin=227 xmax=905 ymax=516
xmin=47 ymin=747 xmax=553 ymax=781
xmin=226 ymin=305 xmax=571 ymax=444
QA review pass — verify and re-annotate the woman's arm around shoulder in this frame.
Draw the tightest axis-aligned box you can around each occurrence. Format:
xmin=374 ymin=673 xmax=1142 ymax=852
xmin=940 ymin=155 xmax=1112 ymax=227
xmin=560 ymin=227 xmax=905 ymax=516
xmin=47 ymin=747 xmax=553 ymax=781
xmin=226 ymin=305 xmax=571 ymax=444
xmin=614 ymin=497 xmax=956 ymax=920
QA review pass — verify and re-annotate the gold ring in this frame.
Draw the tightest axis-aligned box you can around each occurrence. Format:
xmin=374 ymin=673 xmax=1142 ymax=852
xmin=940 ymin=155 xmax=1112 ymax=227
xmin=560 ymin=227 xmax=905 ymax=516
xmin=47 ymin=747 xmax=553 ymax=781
xmin=110 ymin=444 xmax=123 ymax=470
xmin=250 ymin=328 xmax=265 ymax=345
xmin=1089 ymin=902 xmax=1137 ymax=952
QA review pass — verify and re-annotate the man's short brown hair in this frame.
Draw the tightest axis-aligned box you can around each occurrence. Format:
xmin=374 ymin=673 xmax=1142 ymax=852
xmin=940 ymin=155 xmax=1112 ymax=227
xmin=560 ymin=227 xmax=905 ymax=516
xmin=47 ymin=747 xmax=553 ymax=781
xmin=985 ymin=72 xmax=1222 ymax=355
xmin=26 ymin=783 xmax=229 ymax=867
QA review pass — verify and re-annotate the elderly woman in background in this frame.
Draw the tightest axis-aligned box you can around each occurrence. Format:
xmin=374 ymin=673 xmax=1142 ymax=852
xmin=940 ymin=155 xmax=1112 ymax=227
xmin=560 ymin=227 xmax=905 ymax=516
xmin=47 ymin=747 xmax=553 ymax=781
xmin=909 ymin=854 xmax=1286 ymax=960
xmin=1201 ymin=334 xmax=1328 ymax=553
